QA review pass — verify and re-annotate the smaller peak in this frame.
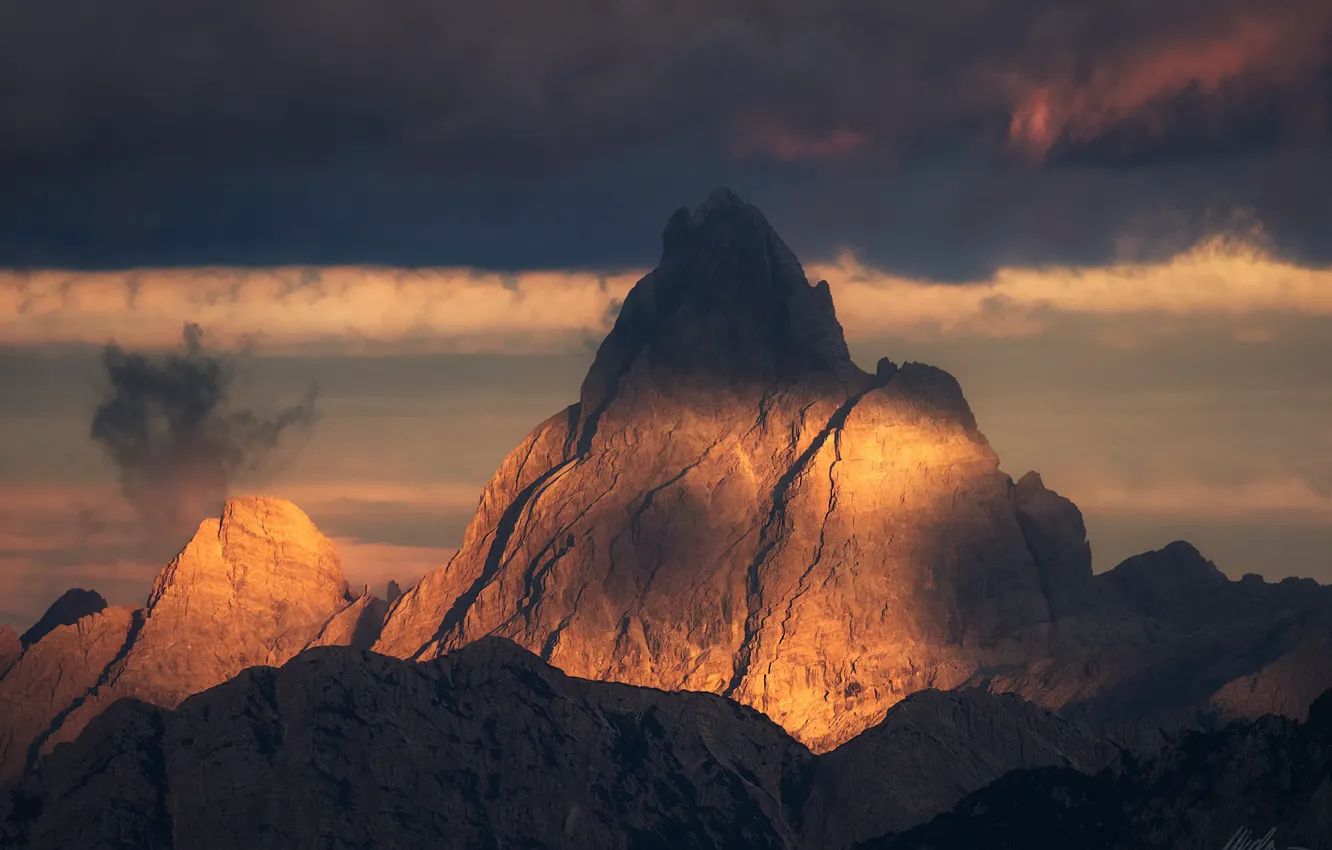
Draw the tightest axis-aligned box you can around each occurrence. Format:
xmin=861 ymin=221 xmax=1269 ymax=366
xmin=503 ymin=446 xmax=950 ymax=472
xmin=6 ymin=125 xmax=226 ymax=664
xmin=441 ymin=636 xmax=559 ymax=676
xmin=876 ymin=362 xmax=979 ymax=431
xmin=21 ymin=588 xmax=108 ymax=648
xmin=1016 ymin=471 xmax=1046 ymax=491
xmin=875 ymin=357 xmax=899 ymax=382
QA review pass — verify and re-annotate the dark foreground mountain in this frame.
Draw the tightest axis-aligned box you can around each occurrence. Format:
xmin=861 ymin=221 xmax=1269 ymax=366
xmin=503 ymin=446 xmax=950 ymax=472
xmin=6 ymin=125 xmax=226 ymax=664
xmin=2 ymin=639 xmax=1326 ymax=850
xmin=866 ymin=690 xmax=1332 ymax=850
xmin=0 ymin=639 xmax=1111 ymax=849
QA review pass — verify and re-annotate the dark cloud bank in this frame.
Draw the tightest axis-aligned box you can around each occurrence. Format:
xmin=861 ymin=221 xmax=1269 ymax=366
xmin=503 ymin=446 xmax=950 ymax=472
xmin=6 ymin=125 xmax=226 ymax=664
xmin=1 ymin=0 xmax=1330 ymax=276
xmin=91 ymin=323 xmax=319 ymax=538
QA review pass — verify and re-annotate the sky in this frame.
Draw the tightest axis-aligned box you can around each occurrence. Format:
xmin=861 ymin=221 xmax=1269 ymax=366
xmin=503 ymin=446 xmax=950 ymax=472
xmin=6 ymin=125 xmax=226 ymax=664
xmin=2 ymin=0 xmax=1331 ymax=627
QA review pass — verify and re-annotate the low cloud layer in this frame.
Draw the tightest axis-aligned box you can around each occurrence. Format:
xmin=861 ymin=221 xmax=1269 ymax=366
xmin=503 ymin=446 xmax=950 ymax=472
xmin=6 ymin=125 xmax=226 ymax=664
xmin=5 ymin=236 xmax=1330 ymax=353
xmin=91 ymin=323 xmax=320 ymax=538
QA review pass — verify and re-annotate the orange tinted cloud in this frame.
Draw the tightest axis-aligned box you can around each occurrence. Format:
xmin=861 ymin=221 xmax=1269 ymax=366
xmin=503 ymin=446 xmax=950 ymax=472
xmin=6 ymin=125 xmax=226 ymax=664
xmin=813 ymin=234 xmax=1332 ymax=339
xmin=0 ymin=267 xmax=641 ymax=353
xmin=731 ymin=117 xmax=867 ymax=162
xmin=3 ymin=234 xmax=1332 ymax=351
xmin=1007 ymin=13 xmax=1324 ymax=155
xmin=1072 ymin=476 xmax=1332 ymax=522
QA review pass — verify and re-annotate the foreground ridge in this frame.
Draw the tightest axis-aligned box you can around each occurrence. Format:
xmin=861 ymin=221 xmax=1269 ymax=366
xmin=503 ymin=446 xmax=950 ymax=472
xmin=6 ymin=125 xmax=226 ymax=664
xmin=3 ymin=641 xmax=1328 ymax=850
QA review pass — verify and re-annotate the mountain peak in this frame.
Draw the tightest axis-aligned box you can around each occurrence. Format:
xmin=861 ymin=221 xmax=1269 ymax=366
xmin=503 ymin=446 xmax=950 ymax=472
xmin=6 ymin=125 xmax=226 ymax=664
xmin=576 ymin=189 xmax=859 ymax=448
xmin=19 ymin=588 xmax=107 ymax=649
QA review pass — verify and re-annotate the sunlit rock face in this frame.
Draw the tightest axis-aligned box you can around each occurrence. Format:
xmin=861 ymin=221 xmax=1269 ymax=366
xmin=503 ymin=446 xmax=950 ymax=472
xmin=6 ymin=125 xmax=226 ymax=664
xmin=18 ymin=588 xmax=107 ymax=650
xmin=375 ymin=189 xmax=1064 ymax=751
xmin=0 ymin=608 xmax=133 ymax=784
xmin=0 ymin=497 xmax=367 ymax=781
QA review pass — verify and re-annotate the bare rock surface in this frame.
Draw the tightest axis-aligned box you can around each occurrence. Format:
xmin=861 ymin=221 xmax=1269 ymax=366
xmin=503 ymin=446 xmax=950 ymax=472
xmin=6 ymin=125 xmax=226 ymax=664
xmin=0 ymin=607 xmax=134 ymax=784
xmin=375 ymin=189 xmax=1057 ymax=752
xmin=975 ymin=542 xmax=1332 ymax=740
xmin=305 ymin=589 xmax=388 ymax=650
xmin=374 ymin=189 xmax=1332 ymax=752
xmin=18 ymin=589 xmax=107 ymax=649
xmin=0 ymin=497 xmax=354 ymax=781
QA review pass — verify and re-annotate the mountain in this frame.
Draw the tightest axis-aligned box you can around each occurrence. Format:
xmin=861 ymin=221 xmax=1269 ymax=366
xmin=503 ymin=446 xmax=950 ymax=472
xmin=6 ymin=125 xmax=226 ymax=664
xmin=0 ymin=639 xmax=1123 ymax=850
xmin=0 ymin=498 xmax=377 ymax=783
xmin=864 ymin=690 xmax=1332 ymax=850
xmin=374 ymin=188 xmax=1068 ymax=752
xmin=3 ymin=188 xmax=1331 ymax=828
xmin=371 ymin=187 xmax=1332 ymax=752
xmin=974 ymin=540 xmax=1332 ymax=741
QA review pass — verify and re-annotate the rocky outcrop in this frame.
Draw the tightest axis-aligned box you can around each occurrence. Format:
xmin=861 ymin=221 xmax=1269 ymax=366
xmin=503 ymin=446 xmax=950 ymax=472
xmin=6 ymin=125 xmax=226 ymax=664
xmin=0 ymin=497 xmax=357 ymax=782
xmin=18 ymin=589 xmax=107 ymax=649
xmin=0 ymin=608 xmax=134 ymax=784
xmin=865 ymin=690 xmax=1332 ymax=850
xmin=374 ymin=188 xmax=1059 ymax=752
xmin=305 ymin=589 xmax=388 ymax=650
xmin=0 ymin=639 xmax=1126 ymax=850
xmin=975 ymin=542 xmax=1332 ymax=740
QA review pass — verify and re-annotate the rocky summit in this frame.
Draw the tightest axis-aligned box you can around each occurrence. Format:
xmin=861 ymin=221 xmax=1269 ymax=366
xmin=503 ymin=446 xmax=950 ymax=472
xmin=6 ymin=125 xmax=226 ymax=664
xmin=374 ymin=188 xmax=1069 ymax=751
xmin=0 ymin=497 xmax=369 ymax=783
xmin=371 ymin=188 xmax=1332 ymax=752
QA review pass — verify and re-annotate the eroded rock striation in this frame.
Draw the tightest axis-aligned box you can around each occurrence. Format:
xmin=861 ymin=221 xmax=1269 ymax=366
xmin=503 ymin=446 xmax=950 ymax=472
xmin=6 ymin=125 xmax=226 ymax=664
xmin=0 ymin=608 xmax=134 ymax=784
xmin=0 ymin=639 xmax=1125 ymax=850
xmin=0 ymin=497 xmax=382 ymax=782
xmin=375 ymin=188 xmax=1063 ymax=751
xmin=372 ymin=189 xmax=1332 ymax=752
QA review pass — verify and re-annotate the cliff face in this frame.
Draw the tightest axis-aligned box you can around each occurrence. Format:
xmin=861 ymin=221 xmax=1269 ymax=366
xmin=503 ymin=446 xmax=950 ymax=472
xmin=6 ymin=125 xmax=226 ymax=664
xmin=18 ymin=588 xmax=107 ymax=649
xmin=0 ymin=640 xmax=1124 ymax=850
xmin=374 ymin=189 xmax=1065 ymax=752
xmin=0 ymin=498 xmax=372 ymax=782
xmin=0 ymin=608 xmax=134 ymax=784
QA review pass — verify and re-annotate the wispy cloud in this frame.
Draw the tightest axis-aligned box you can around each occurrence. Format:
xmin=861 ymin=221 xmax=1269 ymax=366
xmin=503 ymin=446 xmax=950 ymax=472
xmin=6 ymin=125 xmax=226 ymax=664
xmin=4 ymin=234 xmax=1331 ymax=352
